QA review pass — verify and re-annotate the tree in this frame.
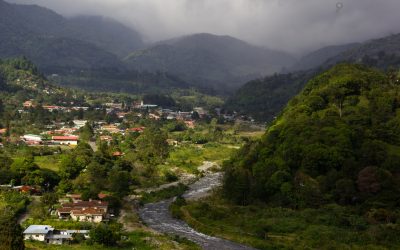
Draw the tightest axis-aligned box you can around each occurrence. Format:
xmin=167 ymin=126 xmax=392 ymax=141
xmin=135 ymin=126 xmax=169 ymax=166
xmin=0 ymin=210 xmax=25 ymax=250
xmin=108 ymin=169 xmax=130 ymax=197
xmin=41 ymin=192 xmax=59 ymax=206
xmin=79 ymin=123 xmax=94 ymax=142
xmin=89 ymin=223 xmax=118 ymax=246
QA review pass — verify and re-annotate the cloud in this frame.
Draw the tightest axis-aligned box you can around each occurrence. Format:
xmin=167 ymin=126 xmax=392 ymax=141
xmin=7 ymin=0 xmax=400 ymax=54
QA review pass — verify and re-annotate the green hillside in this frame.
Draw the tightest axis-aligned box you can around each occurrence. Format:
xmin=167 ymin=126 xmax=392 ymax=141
xmin=223 ymin=64 xmax=400 ymax=209
xmin=225 ymin=70 xmax=316 ymax=121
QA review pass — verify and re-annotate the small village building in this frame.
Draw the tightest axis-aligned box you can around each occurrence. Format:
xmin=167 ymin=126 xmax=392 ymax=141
xmin=23 ymin=100 xmax=35 ymax=108
xmin=22 ymin=134 xmax=43 ymax=145
xmin=23 ymin=225 xmax=89 ymax=245
xmin=52 ymin=136 xmax=79 ymax=145
xmin=70 ymin=207 xmax=105 ymax=223
xmin=126 ymin=127 xmax=145 ymax=133
xmin=184 ymin=120 xmax=195 ymax=129
xmin=100 ymin=125 xmax=120 ymax=134
xmin=112 ymin=151 xmax=124 ymax=157
xmin=73 ymin=120 xmax=87 ymax=129
xmin=105 ymin=103 xmax=123 ymax=109
xmin=23 ymin=225 xmax=54 ymax=242
xmin=42 ymin=105 xmax=64 ymax=112
xmin=99 ymin=135 xmax=113 ymax=142
xmin=13 ymin=185 xmax=40 ymax=194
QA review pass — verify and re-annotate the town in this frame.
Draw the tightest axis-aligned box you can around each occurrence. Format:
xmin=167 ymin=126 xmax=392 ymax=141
xmin=0 ymin=83 xmax=261 ymax=248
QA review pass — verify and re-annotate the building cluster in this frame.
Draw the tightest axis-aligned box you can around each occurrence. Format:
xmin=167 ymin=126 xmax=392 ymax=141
xmin=56 ymin=194 xmax=110 ymax=223
xmin=20 ymin=134 xmax=79 ymax=146
xmin=22 ymin=100 xmax=89 ymax=113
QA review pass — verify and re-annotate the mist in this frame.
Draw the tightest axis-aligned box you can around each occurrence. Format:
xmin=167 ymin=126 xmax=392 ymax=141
xmin=7 ymin=0 xmax=400 ymax=54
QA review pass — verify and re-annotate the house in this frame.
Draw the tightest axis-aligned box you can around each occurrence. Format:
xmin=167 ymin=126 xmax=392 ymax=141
xmin=149 ymin=113 xmax=161 ymax=120
xmin=57 ymin=200 xmax=108 ymax=223
xmin=99 ymin=135 xmax=113 ymax=143
xmin=126 ymin=127 xmax=145 ymax=133
xmin=134 ymin=101 xmax=158 ymax=109
xmin=184 ymin=120 xmax=195 ymax=129
xmin=100 ymin=125 xmax=120 ymax=134
xmin=43 ymin=105 xmax=64 ymax=112
xmin=52 ymin=136 xmax=79 ymax=146
xmin=21 ymin=134 xmax=42 ymax=145
xmin=13 ymin=185 xmax=40 ymax=194
xmin=70 ymin=207 xmax=106 ymax=223
xmin=23 ymin=100 xmax=35 ymax=108
xmin=23 ymin=225 xmax=54 ymax=242
xmin=105 ymin=103 xmax=123 ymax=109
xmin=112 ymin=151 xmax=124 ymax=157
xmin=73 ymin=120 xmax=87 ymax=129
xmin=23 ymin=225 xmax=89 ymax=245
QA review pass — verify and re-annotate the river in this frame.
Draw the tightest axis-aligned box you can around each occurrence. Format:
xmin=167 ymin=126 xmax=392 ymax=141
xmin=138 ymin=172 xmax=257 ymax=250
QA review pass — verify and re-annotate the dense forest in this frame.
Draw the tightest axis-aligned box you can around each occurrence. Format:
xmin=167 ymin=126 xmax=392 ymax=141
xmin=225 ymin=70 xmax=316 ymax=122
xmin=223 ymin=64 xmax=400 ymax=210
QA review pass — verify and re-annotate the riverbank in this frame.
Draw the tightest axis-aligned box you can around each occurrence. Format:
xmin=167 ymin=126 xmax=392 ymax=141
xmin=138 ymin=171 xmax=257 ymax=250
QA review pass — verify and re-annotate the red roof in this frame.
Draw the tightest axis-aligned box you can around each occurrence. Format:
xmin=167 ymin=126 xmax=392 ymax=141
xmin=112 ymin=151 xmax=124 ymax=156
xmin=98 ymin=193 xmax=109 ymax=199
xmin=71 ymin=207 xmax=106 ymax=216
xmin=128 ymin=127 xmax=145 ymax=132
xmin=62 ymin=200 xmax=108 ymax=209
xmin=52 ymin=136 xmax=79 ymax=141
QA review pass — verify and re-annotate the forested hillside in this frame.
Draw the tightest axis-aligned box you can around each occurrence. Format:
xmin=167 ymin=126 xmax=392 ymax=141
xmin=0 ymin=0 xmax=142 ymax=73
xmin=223 ymin=64 xmax=400 ymax=209
xmin=125 ymin=33 xmax=295 ymax=93
xmin=225 ymin=71 xmax=316 ymax=121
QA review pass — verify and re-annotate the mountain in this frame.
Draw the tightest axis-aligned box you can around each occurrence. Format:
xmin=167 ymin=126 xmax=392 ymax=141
xmin=225 ymin=70 xmax=316 ymax=121
xmin=223 ymin=64 xmax=400 ymax=209
xmin=63 ymin=16 xmax=144 ymax=58
xmin=124 ymin=33 xmax=296 ymax=93
xmin=290 ymin=43 xmax=360 ymax=72
xmin=322 ymin=33 xmax=400 ymax=69
xmin=227 ymin=33 xmax=400 ymax=122
xmin=0 ymin=0 xmax=143 ymax=74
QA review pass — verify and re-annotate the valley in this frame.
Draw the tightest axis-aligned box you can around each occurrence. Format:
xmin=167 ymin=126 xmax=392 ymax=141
xmin=1 ymin=1 xmax=400 ymax=250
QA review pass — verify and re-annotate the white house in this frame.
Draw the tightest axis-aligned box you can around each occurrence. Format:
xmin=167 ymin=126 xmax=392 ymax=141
xmin=22 ymin=134 xmax=43 ymax=143
xmin=23 ymin=225 xmax=54 ymax=242
xmin=23 ymin=225 xmax=89 ymax=245
xmin=73 ymin=120 xmax=87 ymax=129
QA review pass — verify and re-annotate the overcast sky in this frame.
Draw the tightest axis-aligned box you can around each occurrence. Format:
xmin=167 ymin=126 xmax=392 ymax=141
xmin=7 ymin=0 xmax=400 ymax=54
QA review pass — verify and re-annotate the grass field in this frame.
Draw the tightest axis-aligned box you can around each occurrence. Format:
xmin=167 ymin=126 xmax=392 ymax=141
xmin=166 ymin=143 xmax=237 ymax=173
xmin=34 ymin=155 xmax=62 ymax=171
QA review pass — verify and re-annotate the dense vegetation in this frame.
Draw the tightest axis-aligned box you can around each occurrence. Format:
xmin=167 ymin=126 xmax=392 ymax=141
xmin=225 ymin=70 xmax=316 ymax=122
xmin=224 ymin=64 xmax=400 ymax=209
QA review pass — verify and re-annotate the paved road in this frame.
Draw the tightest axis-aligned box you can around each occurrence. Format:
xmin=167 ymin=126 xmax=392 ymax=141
xmin=139 ymin=172 xmax=257 ymax=250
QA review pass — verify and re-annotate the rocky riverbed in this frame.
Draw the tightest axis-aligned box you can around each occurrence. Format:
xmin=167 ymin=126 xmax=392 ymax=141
xmin=139 ymin=171 xmax=257 ymax=250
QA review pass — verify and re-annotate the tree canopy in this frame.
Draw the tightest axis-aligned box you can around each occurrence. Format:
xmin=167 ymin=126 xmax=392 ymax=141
xmin=223 ymin=64 xmax=400 ymax=209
